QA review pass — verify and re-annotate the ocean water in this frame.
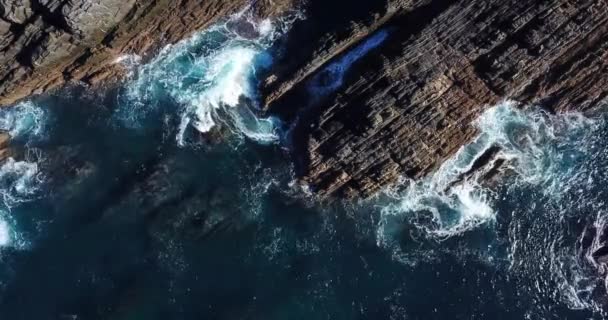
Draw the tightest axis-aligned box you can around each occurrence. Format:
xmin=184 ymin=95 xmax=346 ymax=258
xmin=0 ymin=11 xmax=607 ymax=320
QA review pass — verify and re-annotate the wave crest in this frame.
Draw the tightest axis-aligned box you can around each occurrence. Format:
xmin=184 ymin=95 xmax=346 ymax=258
xmin=117 ymin=10 xmax=301 ymax=146
xmin=377 ymin=100 xmax=607 ymax=313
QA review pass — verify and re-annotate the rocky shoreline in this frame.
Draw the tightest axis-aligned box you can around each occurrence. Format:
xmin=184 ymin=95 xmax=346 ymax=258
xmin=1 ymin=0 xmax=608 ymax=200
xmin=2 ymin=1 xmax=608 ymax=316
xmin=0 ymin=0 xmax=296 ymax=105
xmin=266 ymin=0 xmax=608 ymax=198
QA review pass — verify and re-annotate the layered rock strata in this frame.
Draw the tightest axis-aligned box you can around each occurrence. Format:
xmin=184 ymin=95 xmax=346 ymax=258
xmin=0 ymin=0 xmax=294 ymax=106
xmin=264 ymin=0 xmax=608 ymax=197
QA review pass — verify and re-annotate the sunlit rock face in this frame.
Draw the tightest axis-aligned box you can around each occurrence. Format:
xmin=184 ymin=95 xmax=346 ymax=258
xmin=0 ymin=1 xmax=607 ymax=319
xmin=116 ymin=13 xmax=293 ymax=146
xmin=0 ymin=0 xmax=298 ymax=106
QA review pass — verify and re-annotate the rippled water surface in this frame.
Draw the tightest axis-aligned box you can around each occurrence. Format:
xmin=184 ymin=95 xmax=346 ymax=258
xmin=0 ymin=12 xmax=607 ymax=320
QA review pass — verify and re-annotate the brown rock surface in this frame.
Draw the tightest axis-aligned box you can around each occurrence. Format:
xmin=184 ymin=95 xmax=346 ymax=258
xmin=0 ymin=0 xmax=297 ymax=106
xmin=1 ymin=0 xmax=607 ymax=199
xmin=0 ymin=132 xmax=13 ymax=161
xmin=265 ymin=0 xmax=608 ymax=198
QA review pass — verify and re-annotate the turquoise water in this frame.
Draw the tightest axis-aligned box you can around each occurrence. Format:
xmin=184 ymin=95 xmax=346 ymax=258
xmin=0 ymin=12 xmax=607 ymax=320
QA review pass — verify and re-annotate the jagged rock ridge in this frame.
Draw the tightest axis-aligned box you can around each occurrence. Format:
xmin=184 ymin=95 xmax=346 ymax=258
xmin=264 ymin=0 xmax=608 ymax=197
xmin=1 ymin=0 xmax=607 ymax=200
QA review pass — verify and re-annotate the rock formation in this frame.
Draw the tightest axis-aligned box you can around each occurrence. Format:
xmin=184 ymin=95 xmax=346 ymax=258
xmin=1 ymin=0 xmax=608 ymax=199
xmin=0 ymin=132 xmax=11 ymax=161
xmin=0 ymin=0 xmax=295 ymax=106
xmin=264 ymin=0 xmax=608 ymax=197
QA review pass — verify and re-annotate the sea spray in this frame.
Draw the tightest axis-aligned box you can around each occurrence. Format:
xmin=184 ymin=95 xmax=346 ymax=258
xmin=377 ymin=100 xmax=606 ymax=312
xmin=0 ymin=101 xmax=46 ymax=142
xmin=0 ymin=158 xmax=42 ymax=210
xmin=117 ymin=10 xmax=302 ymax=146
xmin=378 ymin=101 xmax=600 ymax=241
xmin=308 ymin=29 xmax=390 ymax=97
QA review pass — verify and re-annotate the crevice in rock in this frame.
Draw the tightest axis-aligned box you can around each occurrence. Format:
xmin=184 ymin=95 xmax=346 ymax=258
xmin=30 ymin=0 xmax=72 ymax=34
xmin=15 ymin=33 xmax=45 ymax=68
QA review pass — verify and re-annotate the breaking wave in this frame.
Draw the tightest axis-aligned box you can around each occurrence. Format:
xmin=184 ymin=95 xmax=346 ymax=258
xmin=308 ymin=29 xmax=389 ymax=96
xmin=117 ymin=10 xmax=301 ymax=146
xmin=0 ymin=101 xmax=47 ymax=250
xmin=377 ymin=100 xmax=606 ymax=312
xmin=378 ymin=101 xmax=599 ymax=238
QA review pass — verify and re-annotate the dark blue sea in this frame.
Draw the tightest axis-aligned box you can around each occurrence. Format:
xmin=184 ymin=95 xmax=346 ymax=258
xmin=0 ymin=12 xmax=606 ymax=320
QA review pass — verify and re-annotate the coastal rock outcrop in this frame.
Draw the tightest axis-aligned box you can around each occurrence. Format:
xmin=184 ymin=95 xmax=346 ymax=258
xmin=265 ymin=0 xmax=608 ymax=197
xmin=0 ymin=0 xmax=295 ymax=106
xmin=1 ymin=0 xmax=608 ymax=199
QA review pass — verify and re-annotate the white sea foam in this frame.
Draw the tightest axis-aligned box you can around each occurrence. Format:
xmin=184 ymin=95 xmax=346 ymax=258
xmin=0 ymin=209 xmax=28 ymax=250
xmin=378 ymin=101 xmax=600 ymax=242
xmin=0 ymin=158 xmax=42 ymax=209
xmin=474 ymin=101 xmax=598 ymax=193
xmin=0 ymin=101 xmax=47 ymax=252
xmin=0 ymin=101 xmax=46 ymax=141
xmin=118 ymin=10 xmax=302 ymax=146
xmin=114 ymin=54 xmax=142 ymax=78
xmin=0 ymin=101 xmax=46 ymax=208
xmin=378 ymin=100 xmax=606 ymax=312
xmin=308 ymin=30 xmax=389 ymax=96
xmin=175 ymin=46 xmax=261 ymax=138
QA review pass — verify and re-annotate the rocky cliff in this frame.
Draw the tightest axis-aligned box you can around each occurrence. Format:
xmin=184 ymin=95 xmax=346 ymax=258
xmin=264 ymin=0 xmax=608 ymax=197
xmin=1 ymin=0 xmax=607 ymax=199
xmin=0 ymin=0 xmax=294 ymax=106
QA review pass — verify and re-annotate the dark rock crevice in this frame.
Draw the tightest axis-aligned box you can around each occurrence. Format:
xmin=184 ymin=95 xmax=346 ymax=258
xmin=268 ymin=0 xmax=608 ymax=198
xmin=30 ymin=0 xmax=71 ymax=34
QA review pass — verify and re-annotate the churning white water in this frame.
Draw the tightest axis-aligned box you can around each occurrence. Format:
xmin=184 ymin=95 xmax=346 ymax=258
xmin=0 ymin=156 xmax=42 ymax=250
xmin=0 ymin=158 xmax=42 ymax=210
xmin=0 ymin=210 xmax=27 ymax=250
xmin=0 ymin=101 xmax=46 ymax=141
xmin=0 ymin=101 xmax=47 ymax=250
xmin=117 ymin=10 xmax=301 ymax=146
xmin=376 ymin=100 xmax=606 ymax=311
